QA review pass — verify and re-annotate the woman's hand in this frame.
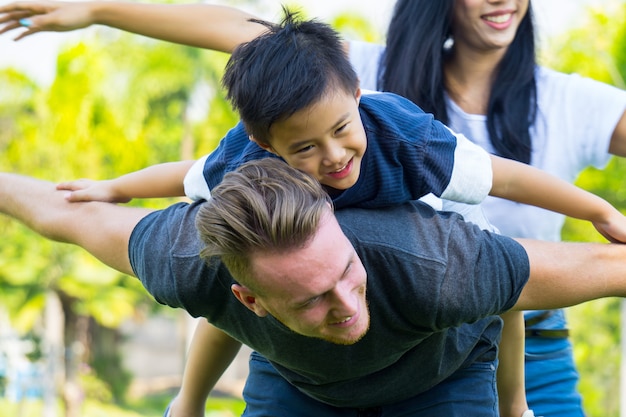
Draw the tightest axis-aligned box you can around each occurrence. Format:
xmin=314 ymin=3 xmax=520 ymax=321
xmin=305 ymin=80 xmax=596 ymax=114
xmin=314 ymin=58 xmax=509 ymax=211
xmin=0 ymin=0 xmax=95 ymax=41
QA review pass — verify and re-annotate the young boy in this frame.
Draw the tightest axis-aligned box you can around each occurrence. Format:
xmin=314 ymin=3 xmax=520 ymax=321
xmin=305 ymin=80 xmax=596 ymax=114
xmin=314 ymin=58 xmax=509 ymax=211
xmin=57 ymin=11 xmax=626 ymax=417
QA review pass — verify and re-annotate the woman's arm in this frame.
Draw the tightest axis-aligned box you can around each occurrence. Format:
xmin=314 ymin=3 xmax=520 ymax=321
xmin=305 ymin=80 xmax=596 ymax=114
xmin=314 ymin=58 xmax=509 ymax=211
xmin=608 ymin=109 xmax=626 ymax=157
xmin=0 ymin=0 xmax=266 ymax=50
xmin=489 ymin=154 xmax=626 ymax=243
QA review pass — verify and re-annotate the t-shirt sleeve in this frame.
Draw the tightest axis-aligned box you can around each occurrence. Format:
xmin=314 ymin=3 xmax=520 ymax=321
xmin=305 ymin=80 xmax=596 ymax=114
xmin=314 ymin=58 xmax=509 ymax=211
xmin=537 ymin=68 xmax=626 ymax=171
xmin=348 ymin=40 xmax=385 ymax=91
xmin=576 ymin=78 xmax=626 ymax=167
xmin=128 ymin=202 xmax=233 ymax=318
xmin=438 ymin=127 xmax=493 ymax=204
xmin=406 ymin=214 xmax=529 ymax=329
xmin=435 ymin=226 xmax=529 ymax=327
xmin=184 ymin=154 xmax=211 ymax=201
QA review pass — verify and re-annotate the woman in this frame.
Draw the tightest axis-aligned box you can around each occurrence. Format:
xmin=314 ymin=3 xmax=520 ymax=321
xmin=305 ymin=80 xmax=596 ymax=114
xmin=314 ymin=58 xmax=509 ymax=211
xmin=346 ymin=1 xmax=626 ymax=416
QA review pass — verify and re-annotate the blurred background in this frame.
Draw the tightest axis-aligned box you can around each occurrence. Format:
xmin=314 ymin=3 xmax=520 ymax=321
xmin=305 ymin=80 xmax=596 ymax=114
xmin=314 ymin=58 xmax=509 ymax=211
xmin=0 ymin=0 xmax=625 ymax=416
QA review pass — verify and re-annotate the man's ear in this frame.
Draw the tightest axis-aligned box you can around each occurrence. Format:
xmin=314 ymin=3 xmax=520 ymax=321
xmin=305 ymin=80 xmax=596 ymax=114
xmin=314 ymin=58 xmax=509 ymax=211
xmin=355 ymin=87 xmax=362 ymax=104
xmin=231 ymin=283 xmax=268 ymax=317
xmin=249 ymin=136 xmax=278 ymax=155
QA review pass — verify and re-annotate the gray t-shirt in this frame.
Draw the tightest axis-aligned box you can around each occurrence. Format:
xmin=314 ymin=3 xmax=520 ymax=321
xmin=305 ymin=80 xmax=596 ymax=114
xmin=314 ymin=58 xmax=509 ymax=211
xmin=129 ymin=200 xmax=529 ymax=408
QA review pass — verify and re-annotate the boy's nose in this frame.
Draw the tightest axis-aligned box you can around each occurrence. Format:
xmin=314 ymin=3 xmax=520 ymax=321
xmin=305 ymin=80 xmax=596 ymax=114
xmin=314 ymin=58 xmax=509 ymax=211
xmin=323 ymin=144 xmax=347 ymax=166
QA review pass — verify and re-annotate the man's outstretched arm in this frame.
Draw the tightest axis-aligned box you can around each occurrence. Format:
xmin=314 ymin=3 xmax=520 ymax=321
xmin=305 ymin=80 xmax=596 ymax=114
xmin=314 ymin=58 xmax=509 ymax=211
xmin=514 ymin=238 xmax=626 ymax=310
xmin=0 ymin=172 xmax=153 ymax=276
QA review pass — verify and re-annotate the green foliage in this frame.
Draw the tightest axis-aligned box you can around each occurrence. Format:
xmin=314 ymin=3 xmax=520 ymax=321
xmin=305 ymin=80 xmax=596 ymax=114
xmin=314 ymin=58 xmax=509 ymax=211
xmin=0 ymin=2 xmax=384 ymax=410
xmin=1 ymin=18 xmax=236 ymax=407
xmin=540 ymin=3 xmax=626 ymax=88
xmin=88 ymin=359 xmax=131 ymax=404
xmin=543 ymin=3 xmax=626 ymax=416
xmin=0 ymin=23 xmax=235 ymax=320
xmin=332 ymin=12 xmax=383 ymax=44
xmin=80 ymin=367 xmax=115 ymax=403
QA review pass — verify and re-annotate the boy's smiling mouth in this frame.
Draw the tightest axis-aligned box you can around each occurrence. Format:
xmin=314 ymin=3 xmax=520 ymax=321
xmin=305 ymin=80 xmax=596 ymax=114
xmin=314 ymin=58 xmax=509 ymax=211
xmin=327 ymin=158 xmax=354 ymax=180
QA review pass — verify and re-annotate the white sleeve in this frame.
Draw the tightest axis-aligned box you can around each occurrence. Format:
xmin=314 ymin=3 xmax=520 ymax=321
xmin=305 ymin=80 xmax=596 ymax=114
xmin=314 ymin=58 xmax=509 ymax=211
xmin=439 ymin=128 xmax=493 ymax=204
xmin=183 ymin=155 xmax=211 ymax=201
xmin=441 ymin=200 xmax=499 ymax=233
xmin=536 ymin=68 xmax=626 ymax=171
xmin=348 ymin=40 xmax=385 ymax=91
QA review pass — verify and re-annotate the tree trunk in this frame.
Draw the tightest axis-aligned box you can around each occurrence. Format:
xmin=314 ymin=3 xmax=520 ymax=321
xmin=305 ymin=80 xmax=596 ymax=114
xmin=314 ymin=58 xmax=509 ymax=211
xmin=42 ymin=291 xmax=64 ymax=417
xmin=58 ymin=293 xmax=88 ymax=417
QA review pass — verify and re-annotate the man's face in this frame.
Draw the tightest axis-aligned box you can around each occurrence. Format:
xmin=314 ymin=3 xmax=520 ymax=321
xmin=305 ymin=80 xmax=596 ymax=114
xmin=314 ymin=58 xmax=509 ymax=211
xmin=240 ymin=211 xmax=370 ymax=345
xmin=262 ymin=88 xmax=367 ymax=193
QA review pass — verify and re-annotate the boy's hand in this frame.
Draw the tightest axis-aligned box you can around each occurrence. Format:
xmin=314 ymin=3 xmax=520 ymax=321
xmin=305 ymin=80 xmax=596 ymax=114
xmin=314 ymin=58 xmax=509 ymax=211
xmin=57 ymin=179 xmax=131 ymax=203
xmin=592 ymin=209 xmax=626 ymax=243
xmin=0 ymin=0 xmax=94 ymax=41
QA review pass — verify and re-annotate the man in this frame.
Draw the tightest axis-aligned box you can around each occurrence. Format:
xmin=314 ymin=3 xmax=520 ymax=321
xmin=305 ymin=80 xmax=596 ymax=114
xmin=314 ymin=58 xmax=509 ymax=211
xmin=1 ymin=158 xmax=626 ymax=416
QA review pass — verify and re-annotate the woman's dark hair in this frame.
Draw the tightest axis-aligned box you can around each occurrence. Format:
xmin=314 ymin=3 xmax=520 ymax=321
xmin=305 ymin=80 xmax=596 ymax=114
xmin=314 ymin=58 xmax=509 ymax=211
xmin=379 ymin=0 xmax=537 ymax=163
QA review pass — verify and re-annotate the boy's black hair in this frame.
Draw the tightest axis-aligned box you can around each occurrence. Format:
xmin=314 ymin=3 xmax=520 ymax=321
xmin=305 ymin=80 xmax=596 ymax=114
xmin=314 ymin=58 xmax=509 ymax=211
xmin=222 ymin=8 xmax=359 ymax=144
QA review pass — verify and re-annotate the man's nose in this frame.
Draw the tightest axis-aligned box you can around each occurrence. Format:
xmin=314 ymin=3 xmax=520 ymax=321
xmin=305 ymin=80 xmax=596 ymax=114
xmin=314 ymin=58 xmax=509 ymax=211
xmin=330 ymin=281 xmax=358 ymax=316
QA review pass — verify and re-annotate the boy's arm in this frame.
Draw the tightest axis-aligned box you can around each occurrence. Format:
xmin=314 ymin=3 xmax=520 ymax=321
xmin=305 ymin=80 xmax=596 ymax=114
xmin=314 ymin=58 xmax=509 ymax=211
xmin=169 ymin=321 xmax=242 ymax=417
xmin=489 ymin=154 xmax=626 ymax=243
xmin=496 ymin=311 xmax=528 ymax=417
xmin=0 ymin=0 xmax=266 ymax=50
xmin=58 ymin=160 xmax=195 ymax=202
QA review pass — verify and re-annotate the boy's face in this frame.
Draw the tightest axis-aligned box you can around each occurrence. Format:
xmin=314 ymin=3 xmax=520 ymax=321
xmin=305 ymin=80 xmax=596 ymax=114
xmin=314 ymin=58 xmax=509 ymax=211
xmin=261 ymin=88 xmax=367 ymax=191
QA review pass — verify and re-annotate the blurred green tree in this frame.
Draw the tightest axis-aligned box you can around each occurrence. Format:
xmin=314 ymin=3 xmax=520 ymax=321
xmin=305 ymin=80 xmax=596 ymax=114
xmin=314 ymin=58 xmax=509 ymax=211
xmin=541 ymin=3 xmax=626 ymax=417
xmin=0 ymin=24 xmax=235 ymax=416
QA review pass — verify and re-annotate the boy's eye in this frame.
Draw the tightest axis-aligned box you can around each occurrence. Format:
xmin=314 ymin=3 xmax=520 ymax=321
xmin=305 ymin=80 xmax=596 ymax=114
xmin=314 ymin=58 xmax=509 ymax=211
xmin=296 ymin=145 xmax=314 ymax=154
xmin=335 ymin=122 xmax=349 ymax=135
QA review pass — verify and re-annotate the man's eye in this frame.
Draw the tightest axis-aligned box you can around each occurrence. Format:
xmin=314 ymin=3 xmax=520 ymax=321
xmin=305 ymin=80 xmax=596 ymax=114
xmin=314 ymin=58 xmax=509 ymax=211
xmin=301 ymin=296 xmax=321 ymax=308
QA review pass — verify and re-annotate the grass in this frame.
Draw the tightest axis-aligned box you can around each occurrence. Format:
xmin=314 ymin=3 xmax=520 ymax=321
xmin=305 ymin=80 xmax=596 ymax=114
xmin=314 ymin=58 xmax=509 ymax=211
xmin=0 ymin=394 xmax=246 ymax=417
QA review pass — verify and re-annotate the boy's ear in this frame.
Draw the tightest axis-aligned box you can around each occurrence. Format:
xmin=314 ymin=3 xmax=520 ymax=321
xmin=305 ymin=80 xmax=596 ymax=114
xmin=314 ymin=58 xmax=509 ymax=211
xmin=231 ymin=283 xmax=268 ymax=317
xmin=249 ymin=136 xmax=278 ymax=155
xmin=355 ymin=87 xmax=362 ymax=103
